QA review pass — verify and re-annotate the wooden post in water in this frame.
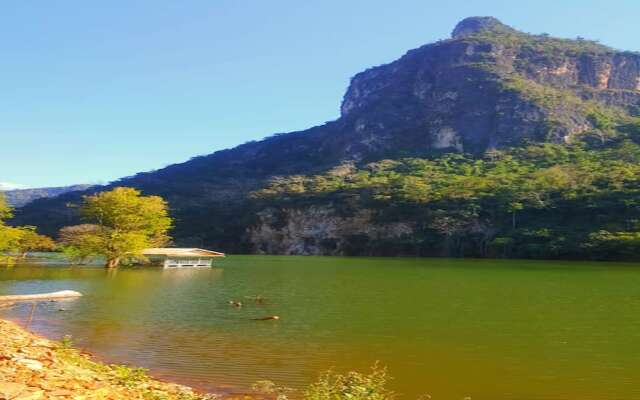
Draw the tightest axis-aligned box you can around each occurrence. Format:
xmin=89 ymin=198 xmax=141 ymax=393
xmin=25 ymin=302 xmax=37 ymax=330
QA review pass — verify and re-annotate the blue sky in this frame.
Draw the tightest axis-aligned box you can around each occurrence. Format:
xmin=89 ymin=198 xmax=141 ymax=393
xmin=1 ymin=0 xmax=639 ymax=188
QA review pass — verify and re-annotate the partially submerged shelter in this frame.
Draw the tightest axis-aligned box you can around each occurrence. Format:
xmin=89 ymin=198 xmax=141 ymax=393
xmin=142 ymin=248 xmax=225 ymax=268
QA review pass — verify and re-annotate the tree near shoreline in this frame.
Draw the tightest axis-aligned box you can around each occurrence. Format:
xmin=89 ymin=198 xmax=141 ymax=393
xmin=58 ymin=224 xmax=103 ymax=265
xmin=59 ymin=187 xmax=172 ymax=268
xmin=0 ymin=194 xmax=19 ymax=262
xmin=0 ymin=193 xmax=12 ymax=221
xmin=0 ymin=194 xmax=55 ymax=264
xmin=14 ymin=226 xmax=56 ymax=258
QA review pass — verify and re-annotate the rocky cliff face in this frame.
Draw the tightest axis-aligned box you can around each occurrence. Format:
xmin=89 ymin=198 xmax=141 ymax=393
xmin=340 ymin=17 xmax=640 ymax=154
xmin=248 ymin=206 xmax=414 ymax=255
xmin=13 ymin=17 xmax=640 ymax=254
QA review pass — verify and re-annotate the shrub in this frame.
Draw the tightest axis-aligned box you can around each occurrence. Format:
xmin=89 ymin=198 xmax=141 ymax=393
xmin=112 ymin=365 xmax=149 ymax=387
xmin=305 ymin=363 xmax=394 ymax=400
xmin=60 ymin=335 xmax=73 ymax=349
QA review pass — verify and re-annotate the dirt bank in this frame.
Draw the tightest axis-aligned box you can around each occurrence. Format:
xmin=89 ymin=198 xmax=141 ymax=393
xmin=0 ymin=319 xmax=218 ymax=400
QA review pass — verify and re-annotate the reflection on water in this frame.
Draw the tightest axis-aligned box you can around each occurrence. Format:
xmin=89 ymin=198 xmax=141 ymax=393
xmin=2 ymin=256 xmax=640 ymax=399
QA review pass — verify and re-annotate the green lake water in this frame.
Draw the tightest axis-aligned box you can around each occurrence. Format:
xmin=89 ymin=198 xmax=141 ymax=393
xmin=1 ymin=256 xmax=640 ymax=399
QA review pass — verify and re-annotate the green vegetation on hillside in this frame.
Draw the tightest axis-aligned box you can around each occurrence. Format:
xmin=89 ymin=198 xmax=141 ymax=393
xmin=2 ymin=184 xmax=93 ymax=207
xmin=461 ymin=21 xmax=613 ymax=58
xmin=253 ymin=121 xmax=640 ymax=259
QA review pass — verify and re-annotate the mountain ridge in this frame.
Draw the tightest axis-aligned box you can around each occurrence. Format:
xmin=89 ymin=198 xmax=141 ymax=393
xmin=2 ymin=184 xmax=93 ymax=208
xmin=12 ymin=17 xmax=640 ymax=258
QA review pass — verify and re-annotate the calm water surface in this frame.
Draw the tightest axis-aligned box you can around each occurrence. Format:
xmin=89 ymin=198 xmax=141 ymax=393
xmin=1 ymin=256 xmax=640 ymax=399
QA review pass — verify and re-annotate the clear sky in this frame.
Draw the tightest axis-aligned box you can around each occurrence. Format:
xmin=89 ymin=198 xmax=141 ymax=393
xmin=1 ymin=0 xmax=639 ymax=188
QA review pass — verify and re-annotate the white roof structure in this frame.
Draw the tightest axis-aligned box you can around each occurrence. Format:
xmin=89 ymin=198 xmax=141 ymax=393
xmin=142 ymin=248 xmax=225 ymax=257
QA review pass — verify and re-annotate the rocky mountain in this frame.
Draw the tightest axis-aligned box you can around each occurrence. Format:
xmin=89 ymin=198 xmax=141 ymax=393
xmin=2 ymin=184 xmax=93 ymax=208
xmin=12 ymin=17 xmax=640 ymax=258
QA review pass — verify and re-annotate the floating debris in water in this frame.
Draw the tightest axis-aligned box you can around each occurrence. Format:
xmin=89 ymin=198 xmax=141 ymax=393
xmin=251 ymin=315 xmax=280 ymax=321
xmin=245 ymin=295 xmax=267 ymax=305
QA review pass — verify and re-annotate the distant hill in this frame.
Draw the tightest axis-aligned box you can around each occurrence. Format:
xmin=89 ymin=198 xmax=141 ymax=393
xmin=3 ymin=185 xmax=93 ymax=207
xmin=12 ymin=17 xmax=640 ymax=259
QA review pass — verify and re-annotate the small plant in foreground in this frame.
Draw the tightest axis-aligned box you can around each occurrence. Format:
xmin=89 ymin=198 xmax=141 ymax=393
xmin=254 ymin=363 xmax=394 ymax=400
xmin=305 ymin=362 xmax=394 ymax=400
xmin=143 ymin=391 xmax=169 ymax=400
xmin=252 ymin=380 xmax=295 ymax=400
xmin=142 ymin=389 xmax=216 ymax=400
xmin=112 ymin=364 xmax=149 ymax=387
xmin=60 ymin=334 xmax=73 ymax=349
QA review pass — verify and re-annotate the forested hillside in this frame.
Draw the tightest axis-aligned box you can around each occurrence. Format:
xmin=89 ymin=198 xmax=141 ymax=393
xmin=2 ymin=185 xmax=93 ymax=207
xmin=251 ymin=125 xmax=640 ymax=258
xmin=12 ymin=17 xmax=640 ymax=259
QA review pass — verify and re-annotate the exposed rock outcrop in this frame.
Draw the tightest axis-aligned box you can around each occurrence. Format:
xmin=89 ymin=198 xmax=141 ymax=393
xmin=248 ymin=206 xmax=414 ymax=255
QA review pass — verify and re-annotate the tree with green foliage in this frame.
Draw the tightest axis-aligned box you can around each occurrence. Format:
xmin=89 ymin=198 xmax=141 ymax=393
xmin=0 ymin=194 xmax=55 ymax=264
xmin=1 ymin=194 xmax=21 ymax=263
xmin=0 ymin=226 xmax=23 ymax=265
xmin=14 ymin=226 xmax=56 ymax=258
xmin=582 ymin=230 xmax=640 ymax=259
xmin=0 ymin=193 xmax=12 ymax=221
xmin=60 ymin=187 xmax=172 ymax=268
xmin=58 ymin=224 xmax=103 ymax=264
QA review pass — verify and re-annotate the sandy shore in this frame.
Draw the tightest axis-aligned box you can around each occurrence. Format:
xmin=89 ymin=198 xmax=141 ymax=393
xmin=0 ymin=319 xmax=220 ymax=400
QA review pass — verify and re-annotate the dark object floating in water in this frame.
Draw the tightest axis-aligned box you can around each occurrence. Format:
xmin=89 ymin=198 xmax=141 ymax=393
xmin=228 ymin=300 xmax=243 ymax=307
xmin=251 ymin=315 xmax=280 ymax=321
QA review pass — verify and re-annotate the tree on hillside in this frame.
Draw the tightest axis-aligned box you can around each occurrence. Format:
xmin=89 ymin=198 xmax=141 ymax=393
xmin=59 ymin=187 xmax=172 ymax=268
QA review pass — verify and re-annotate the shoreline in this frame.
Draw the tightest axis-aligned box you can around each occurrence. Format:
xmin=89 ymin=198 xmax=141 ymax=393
xmin=0 ymin=318 xmax=221 ymax=400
